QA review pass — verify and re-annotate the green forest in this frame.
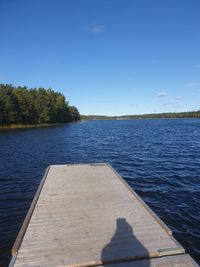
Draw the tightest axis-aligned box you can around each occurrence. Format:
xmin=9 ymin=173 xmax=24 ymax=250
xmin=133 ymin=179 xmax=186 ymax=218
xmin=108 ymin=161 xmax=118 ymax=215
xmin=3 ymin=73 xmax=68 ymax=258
xmin=0 ymin=84 xmax=80 ymax=126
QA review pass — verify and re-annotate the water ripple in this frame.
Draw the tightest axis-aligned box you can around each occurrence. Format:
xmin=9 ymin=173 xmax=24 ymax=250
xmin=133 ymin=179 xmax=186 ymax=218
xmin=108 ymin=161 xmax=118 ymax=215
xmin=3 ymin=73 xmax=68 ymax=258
xmin=0 ymin=119 xmax=200 ymax=266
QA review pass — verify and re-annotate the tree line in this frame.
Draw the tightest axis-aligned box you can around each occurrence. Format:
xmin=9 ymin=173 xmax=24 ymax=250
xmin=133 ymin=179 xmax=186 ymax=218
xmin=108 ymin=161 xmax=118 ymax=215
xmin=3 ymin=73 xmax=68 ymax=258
xmin=0 ymin=84 xmax=80 ymax=125
xmin=81 ymin=111 xmax=200 ymax=120
xmin=117 ymin=112 xmax=200 ymax=119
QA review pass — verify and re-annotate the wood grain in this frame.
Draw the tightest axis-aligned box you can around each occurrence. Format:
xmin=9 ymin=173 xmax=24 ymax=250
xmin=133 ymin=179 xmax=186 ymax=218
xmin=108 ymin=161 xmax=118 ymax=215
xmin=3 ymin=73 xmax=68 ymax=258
xmin=10 ymin=163 xmax=197 ymax=267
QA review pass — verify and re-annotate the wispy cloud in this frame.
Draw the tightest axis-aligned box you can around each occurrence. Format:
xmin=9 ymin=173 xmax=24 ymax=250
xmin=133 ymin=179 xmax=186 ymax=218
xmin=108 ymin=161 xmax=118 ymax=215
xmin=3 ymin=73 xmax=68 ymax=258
xmin=130 ymin=103 xmax=138 ymax=107
xmin=174 ymin=96 xmax=183 ymax=101
xmin=157 ymin=92 xmax=168 ymax=97
xmin=85 ymin=24 xmax=104 ymax=33
xmin=183 ymin=82 xmax=198 ymax=87
xmin=162 ymin=103 xmax=172 ymax=106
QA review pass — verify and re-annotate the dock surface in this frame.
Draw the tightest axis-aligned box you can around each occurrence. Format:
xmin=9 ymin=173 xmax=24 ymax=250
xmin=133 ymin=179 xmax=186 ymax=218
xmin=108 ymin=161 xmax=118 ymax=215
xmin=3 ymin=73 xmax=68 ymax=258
xmin=10 ymin=163 xmax=198 ymax=267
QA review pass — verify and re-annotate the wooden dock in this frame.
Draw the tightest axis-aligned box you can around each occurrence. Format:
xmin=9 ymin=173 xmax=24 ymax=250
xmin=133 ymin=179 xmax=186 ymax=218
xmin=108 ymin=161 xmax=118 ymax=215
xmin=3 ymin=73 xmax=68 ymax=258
xmin=9 ymin=163 xmax=199 ymax=267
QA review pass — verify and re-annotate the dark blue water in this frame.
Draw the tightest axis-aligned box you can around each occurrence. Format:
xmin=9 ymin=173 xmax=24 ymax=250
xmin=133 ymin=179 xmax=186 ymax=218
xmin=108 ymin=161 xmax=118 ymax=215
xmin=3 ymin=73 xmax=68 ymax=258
xmin=0 ymin=119 xmax=200 ymax=266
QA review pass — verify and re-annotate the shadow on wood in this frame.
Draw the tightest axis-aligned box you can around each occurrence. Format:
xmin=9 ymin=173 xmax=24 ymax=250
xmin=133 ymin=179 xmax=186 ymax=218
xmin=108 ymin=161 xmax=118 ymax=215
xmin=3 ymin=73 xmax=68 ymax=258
xmin=101 ymin=218 xmax=150 ymax=266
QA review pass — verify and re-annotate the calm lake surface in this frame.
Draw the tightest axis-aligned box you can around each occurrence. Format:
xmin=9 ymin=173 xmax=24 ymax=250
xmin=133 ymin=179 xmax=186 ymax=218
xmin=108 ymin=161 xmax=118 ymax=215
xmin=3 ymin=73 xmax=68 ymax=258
xmin=0 ymin=119 xmax=200 ymax=266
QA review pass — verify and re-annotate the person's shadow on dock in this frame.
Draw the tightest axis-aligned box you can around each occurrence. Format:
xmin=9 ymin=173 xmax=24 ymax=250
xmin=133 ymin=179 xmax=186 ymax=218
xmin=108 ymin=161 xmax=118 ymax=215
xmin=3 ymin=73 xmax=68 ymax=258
xmin=101 ymin=218 xmax=150 ymax=266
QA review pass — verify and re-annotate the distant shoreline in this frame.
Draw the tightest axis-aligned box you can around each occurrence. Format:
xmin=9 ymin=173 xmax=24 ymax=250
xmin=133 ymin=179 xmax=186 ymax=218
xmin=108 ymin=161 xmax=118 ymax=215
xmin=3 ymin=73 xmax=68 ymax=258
xmin=1 ymin=117 xmax=199 ymax=130
xmin=81 ymin=111 xmax=200 ymax=120
xmin=81 ymin=117 xmax=200 ymax=121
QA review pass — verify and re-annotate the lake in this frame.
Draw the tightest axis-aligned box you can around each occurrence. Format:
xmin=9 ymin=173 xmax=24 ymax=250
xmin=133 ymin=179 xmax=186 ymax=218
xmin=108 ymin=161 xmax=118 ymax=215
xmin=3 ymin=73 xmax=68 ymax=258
xmin=0 ymin=119 xmax=200 ymax=266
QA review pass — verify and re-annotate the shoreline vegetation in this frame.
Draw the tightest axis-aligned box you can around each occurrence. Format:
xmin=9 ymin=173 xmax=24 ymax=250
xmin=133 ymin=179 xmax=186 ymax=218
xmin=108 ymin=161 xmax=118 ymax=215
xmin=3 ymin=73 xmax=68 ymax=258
xmin=0 ymin=84 xmax=80 ymax=129
xmin=0 ymin=122 xmax=79 ymax=130
xmin=1 ymin=83 xmax=200 ymax=130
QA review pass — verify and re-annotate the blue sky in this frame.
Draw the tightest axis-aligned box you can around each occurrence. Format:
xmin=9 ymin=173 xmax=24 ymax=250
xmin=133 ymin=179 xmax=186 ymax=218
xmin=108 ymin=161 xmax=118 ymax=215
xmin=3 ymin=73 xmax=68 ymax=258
xmin=0 ymin=0 xmax=200 ymax=115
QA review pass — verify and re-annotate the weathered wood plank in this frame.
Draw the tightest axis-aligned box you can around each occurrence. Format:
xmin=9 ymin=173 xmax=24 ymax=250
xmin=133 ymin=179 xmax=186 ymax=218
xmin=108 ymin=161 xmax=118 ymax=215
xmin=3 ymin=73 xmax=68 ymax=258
xmin=12 ymin=166 xmax=50 ymax=255
xmin=98 ymin=254 xmax=199 ymax=267
xmin=10 ymin=163 xmax=198 ymax=267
